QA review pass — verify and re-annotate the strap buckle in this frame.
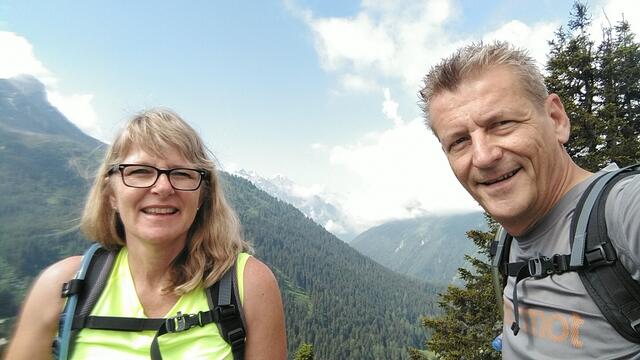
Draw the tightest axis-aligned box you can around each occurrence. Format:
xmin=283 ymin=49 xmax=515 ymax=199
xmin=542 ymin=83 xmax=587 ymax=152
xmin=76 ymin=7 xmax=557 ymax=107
xmin=527 ymin=254 xmax=570 ymax=278
xmin=61 ymin=279 xmax=84 ymax=298
xmin=585 ymin=242 xmax=617 ymax=268
xmin=227 ymin=327 xmax=246 ymax=349
xmin=166 ymin=311 xmax=203 ymax=333
xmin=528 ymin=256 xmax=552 ymax=278
xmin=631 ymin=319 xmax=640 ymax=336
xmin=216 ymin=304 xmax=238 ymax=321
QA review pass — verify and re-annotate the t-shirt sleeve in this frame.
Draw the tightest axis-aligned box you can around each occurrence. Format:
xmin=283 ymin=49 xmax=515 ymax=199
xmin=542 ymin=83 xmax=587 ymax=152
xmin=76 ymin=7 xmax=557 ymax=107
xmin=606 ymin=173 xmax=640 ymax=280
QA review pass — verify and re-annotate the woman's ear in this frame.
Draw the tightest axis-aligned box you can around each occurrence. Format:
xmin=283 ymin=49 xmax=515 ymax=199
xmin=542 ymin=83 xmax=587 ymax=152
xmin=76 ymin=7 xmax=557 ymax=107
xmin=106 ymin=176 xmax=118 ymax=210
xmin=545 ymin=93 xmax=571 ymax=144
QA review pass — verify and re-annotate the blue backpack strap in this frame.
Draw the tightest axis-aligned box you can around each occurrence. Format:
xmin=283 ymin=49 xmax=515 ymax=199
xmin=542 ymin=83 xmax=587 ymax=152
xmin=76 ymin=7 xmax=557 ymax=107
xmin=52 ymin=244 xmax=117 ymax=359
xmin=570 ymin=163 xmax=640 ymax=343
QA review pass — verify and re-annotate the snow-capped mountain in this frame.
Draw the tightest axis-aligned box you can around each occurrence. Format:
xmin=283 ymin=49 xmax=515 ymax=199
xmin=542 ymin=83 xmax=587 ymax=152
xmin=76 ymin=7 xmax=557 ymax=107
xmin=232 ymin=169 xmax=358 ymax=242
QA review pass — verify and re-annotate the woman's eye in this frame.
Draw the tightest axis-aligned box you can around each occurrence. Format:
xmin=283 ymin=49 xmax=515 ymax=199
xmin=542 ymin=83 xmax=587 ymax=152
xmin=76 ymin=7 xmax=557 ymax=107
xmin=129 ymin=168 xmax=152 ymax=175
xmin=172 ymin=170 xmax=196 ymax=179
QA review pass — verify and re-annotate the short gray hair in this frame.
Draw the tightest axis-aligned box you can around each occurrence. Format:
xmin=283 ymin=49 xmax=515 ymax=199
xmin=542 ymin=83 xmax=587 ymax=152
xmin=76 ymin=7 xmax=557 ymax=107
xmin=418 ymin=41 xmax=548 ymax=129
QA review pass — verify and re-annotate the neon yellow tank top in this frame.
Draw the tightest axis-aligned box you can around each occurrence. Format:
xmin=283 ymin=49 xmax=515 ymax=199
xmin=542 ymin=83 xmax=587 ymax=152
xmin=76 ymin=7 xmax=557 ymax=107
xmin=71 ymin=248 xmax=250 ymax=360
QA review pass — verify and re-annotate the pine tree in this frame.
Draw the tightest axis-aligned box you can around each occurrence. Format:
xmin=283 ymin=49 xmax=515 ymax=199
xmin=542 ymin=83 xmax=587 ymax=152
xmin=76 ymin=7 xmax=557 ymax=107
xmin=419 ymin=216 xmax=501 ymax=360
xmin=596 ymin=18 xmax=640 ymax=167
xmin=545 ymin=1 xmax=602 ymax=170
xmin=546 ymin=1 xmax=640 ymax=170
xmin=294 ymin=343 xmax=314 ymax=360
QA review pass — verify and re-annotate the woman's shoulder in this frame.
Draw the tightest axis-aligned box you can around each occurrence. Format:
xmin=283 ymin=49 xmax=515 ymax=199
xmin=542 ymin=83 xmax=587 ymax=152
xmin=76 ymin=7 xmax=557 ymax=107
xmin=242 ymin=256 xmax=279 ymax=301
xmin=43 ymin=255 xmax=83 ymax=281
xmin=4 ymin=255 xmax=84 ymax=358
xmin=32 ymin=256 xmax=83 ymax=310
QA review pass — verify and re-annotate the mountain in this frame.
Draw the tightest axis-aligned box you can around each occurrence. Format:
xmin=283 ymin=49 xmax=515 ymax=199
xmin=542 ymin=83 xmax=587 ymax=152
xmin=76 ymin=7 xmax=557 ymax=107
xmin=0 ymin=76 xmax=105 ymax=319
xmin=233 ymin=169 xmax=358 ymax=241
xmin=0 ymin=75 xmax=96 ymax=146
xmin=0 ymin=76 xmax=440 ymax=359
xmin=350 ymin=212 xmax=487 ymax=285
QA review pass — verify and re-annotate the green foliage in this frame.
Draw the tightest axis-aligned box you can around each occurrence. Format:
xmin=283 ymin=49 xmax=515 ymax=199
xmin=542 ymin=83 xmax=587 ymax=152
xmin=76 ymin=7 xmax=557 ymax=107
xmin=222 ymin=173 xmax=441 ymax=359
xmin=294 ymin=343 xmax=314 ymax=360
xmin=407 ymin=347 xmax=439 ymax=359
xmin=546 ymin=1 xmax=640 ymax=171
xmin=420 ymin=216 xmax=501 ymax=360
xmin=0 ymin=317 xmax=16 ymax=357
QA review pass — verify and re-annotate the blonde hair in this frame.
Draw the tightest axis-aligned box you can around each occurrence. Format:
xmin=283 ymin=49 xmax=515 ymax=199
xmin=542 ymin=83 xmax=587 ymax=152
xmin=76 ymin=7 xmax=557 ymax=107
xmin=418 ymin=41 xmax=548 ymax=129
xmin=81 ymin=108 xmax=251 ymax=294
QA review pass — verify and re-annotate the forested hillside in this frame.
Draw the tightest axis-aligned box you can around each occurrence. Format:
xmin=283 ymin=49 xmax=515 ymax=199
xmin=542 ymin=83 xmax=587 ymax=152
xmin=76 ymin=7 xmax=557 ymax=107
xmin=223 ymin=173 xmax=440 ymax=358
xmin=0 ymin=75 xmax=441 ymax=359
xmin=351 ymin=213 xmax=486 ymax=285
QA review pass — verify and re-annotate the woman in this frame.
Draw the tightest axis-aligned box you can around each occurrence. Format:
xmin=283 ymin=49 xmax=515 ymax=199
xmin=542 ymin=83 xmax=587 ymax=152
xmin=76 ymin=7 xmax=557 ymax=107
xmin=6 ymin=109 xmax=287 ymax=359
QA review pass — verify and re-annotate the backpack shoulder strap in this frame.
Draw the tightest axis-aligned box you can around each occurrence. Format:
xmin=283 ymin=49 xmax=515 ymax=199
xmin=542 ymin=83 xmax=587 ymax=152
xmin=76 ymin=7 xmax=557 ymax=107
xmin=53 ymin=243 xmax=118 ymax=360
xmin=206 ymin=258 xmax=247 ymax=360
xmin=490 ymin=226 xmax=512 ymax=318
xmin=570 ymin=164 xmax=640 ymax=343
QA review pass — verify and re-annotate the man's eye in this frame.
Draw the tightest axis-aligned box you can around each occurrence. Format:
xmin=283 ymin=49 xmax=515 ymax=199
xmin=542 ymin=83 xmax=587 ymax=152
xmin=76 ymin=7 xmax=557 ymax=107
xmin=449 ymin=136 xmax=469 ymax=151
xmin=494 ymin=120 xmax=513 ymax=128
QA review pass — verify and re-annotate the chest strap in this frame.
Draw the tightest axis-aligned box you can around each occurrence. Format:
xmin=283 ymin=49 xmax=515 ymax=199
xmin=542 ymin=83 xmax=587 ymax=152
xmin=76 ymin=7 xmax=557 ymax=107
xmin=506 ymin=254 xmax=572 ymax=334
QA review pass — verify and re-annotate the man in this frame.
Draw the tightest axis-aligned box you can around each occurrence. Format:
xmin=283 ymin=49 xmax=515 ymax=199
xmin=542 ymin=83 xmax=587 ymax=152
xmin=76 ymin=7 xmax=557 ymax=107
xmin=419 ymin=41 xmax=640 ymax=358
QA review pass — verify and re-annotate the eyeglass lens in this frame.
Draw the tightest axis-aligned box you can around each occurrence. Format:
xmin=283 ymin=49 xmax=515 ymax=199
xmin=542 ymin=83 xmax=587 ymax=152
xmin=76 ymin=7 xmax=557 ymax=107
xmin=120 ymin=165 xmax=202 ymax=190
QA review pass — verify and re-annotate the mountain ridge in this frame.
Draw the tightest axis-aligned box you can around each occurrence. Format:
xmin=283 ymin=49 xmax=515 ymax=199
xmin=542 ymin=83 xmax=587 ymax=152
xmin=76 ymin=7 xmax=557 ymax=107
xmin=233 ymin=168 xmax=358 ymax=241
xmin=351 ymin=212 xmax=487 ymax=285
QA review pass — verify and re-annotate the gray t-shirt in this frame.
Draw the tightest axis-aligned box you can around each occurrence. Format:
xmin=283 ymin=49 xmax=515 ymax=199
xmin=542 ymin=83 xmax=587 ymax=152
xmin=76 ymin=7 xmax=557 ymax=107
xmin=502 ymin=166 xmax=640 ymax=359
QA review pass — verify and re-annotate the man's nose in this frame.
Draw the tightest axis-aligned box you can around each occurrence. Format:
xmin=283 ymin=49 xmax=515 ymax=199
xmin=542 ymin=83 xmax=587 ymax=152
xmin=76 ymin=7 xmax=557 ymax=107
xmin=471 ymin=134 xmax=502 ymax=168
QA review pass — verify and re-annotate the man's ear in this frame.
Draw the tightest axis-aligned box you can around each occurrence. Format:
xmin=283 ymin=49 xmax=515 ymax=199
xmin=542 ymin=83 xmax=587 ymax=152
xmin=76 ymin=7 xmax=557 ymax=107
xmin=545 ymin=93 xmax=571 ymax=145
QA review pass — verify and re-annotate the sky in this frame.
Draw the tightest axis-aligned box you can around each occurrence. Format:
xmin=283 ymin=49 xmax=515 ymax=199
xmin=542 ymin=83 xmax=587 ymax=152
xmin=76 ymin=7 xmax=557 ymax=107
xmin=1 ymin=0 xmax=638 ymax=233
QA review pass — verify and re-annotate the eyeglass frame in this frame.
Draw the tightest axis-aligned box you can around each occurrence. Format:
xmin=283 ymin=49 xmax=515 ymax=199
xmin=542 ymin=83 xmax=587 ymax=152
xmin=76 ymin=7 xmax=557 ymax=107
xmin=108 ymin=164 xmax=208 ymax=191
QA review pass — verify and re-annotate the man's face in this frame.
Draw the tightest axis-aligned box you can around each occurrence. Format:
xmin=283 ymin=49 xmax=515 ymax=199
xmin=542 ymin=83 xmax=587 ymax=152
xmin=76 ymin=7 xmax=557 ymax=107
xmin=429 ymin=66 xmax=570 ymax=234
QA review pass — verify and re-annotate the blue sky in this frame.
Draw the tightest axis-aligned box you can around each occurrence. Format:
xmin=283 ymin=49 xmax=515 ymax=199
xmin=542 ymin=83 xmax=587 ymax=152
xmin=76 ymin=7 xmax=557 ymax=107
xmin=1 ymin=0 xmax=638 ymax=232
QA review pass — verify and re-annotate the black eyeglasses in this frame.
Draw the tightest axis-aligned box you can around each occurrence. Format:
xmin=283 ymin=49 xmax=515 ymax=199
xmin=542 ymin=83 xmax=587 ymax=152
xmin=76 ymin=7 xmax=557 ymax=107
xmin=109 ymin=164 xmax=208 ymax=191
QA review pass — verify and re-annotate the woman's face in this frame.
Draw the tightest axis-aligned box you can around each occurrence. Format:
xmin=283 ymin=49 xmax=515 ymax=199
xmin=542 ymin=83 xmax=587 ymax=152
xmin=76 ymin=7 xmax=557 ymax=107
xmin=109 ymin=145 xmax=203 ymax=249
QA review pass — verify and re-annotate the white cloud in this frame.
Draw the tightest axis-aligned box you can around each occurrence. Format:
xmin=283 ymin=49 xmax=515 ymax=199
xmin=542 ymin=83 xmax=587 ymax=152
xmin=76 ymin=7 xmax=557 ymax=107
xmin=482 ymin=20 xmax=559 ymax=67
xmin=298 ymin=0 xmax=588 ymax=97
xmin=0 ymin=32 xmax=52 ymax=83
xmin=303 ymin=0 xmax=467 ymax=94
xmin=324 ymin=219 xmax=347 ymax=235
xmin=311 ymin=142 xmax=328 ymax=151
xmin=0 ymin=31 xmax=102 ymax=139
xmin=46 ymin=91 xmax=101 ymax=139
xmin=328 ymin=91 xmax=479 ymax=231
xmin=382 ymin=88 xmax=402 ymax=127
xmin=340 ymin=73 xmax=378 ymax=92
xmin=311 ymin=13 xmax=396 ymax=72
xmin=592 ymin=0 xmax=640 ymax=42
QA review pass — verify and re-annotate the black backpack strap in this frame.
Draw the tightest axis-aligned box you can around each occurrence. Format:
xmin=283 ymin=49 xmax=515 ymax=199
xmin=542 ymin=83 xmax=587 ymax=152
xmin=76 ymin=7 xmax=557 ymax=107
xmin=570 ymin=164 xmax=640 ymax=343
xmin=149 ymin=309 xmax=220 ymax=360
xmin=207 ymin=261 xmax=246 ymax=360
xmin=149 ymin=260 xmax=246 ymax=360
xmin=53 ymin=244 xmax=118 ymax=360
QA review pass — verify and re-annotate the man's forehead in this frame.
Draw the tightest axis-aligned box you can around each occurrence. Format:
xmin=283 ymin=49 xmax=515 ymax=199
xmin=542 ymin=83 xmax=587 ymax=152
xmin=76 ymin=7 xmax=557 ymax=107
xmin=429 ymin=73 xmax=531 ymax=133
